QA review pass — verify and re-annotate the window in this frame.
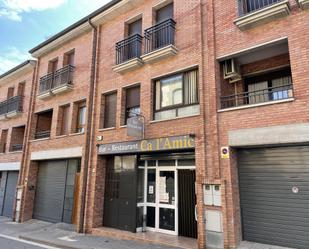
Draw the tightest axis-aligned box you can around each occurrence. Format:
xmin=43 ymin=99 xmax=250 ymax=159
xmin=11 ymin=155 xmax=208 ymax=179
xmin=0 ymin=130 xmax=8 ymax=153
xmin=10 ymin=126 xmax=25 ymax=152
xmin=246 ymin=69 xmax=292 ymax=105
xmin=154 ymin=69 xmax=199 ymax=120
xmin=125 ymin=86 xmax=140 ymax=124
xmin=17 ymin=82 xmax=25 ymax=96
xmin=76 ymin=102 xmax=86 ymax=133
xmin=58 ymin=105 xmax=70 ymax=136
xmin=7 ymin=87 xmax=14 ymax=99
xmin=128 ymin=19 xmax=142 ymax=36
xmin=48 ymin=59 xmax=58 ymax=73
xmin=103 ymin=92 xmax=117 ymax=128
xmin=35 ymin=110 xmax=53 ymax=139
xmin=156 ymin=3 xmax=174 ymax=23
xmin=63 ymin=50 xmax=75 ymax=66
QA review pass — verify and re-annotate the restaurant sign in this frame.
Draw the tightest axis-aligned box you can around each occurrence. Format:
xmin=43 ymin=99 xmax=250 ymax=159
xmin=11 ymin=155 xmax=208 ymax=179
xmin=98 ymin=135 xmax=195 ymax=155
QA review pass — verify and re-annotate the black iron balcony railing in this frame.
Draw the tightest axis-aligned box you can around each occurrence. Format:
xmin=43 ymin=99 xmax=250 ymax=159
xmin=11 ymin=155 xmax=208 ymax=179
xmin=238 ymin=0 xmax=284 ymax=16
xmin=11 ymin=144 xmax=23 ymax=152
xmin=39 ymin=65 xmax=75 ymax=94
xmin=116 ymin=34 xmax=143 ymax=65
xmin=221 ymin=84 xmax=293 ymax=109
xmin=0 ymin=95 xmax=23 ymax=116
xmin=34 ymin=130 xmax=51 ymax=140
xmin=144 ymin=19 xmax=176 ymax=54
xmin=39 ymin=72 xmax=53 ymax=94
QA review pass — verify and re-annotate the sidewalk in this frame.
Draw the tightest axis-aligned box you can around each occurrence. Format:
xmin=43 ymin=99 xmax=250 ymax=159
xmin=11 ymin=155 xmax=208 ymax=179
xmin=0 ymin=217 xmax=177 ymax=249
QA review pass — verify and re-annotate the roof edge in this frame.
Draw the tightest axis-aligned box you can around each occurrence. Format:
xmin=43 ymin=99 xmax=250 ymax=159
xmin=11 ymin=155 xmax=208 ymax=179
xmin=0 ymin=60 xmax=36 ymax=80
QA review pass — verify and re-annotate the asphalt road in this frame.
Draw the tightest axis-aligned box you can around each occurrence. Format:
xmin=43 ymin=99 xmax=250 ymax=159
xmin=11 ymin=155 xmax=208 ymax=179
xmin=0 ymin=236 xmax=61 ymax=249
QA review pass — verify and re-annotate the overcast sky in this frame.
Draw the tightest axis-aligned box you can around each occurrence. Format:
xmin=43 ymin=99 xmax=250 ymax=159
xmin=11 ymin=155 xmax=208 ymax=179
xmin=0 ymin=0 xmax=111 ymax=74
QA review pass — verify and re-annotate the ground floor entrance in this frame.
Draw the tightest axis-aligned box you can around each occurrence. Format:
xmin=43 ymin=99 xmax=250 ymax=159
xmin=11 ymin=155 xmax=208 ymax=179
xmin=33 ymin=159 xmax=80 ymax=224
xmin=0 ymin=171 xmax=19 ymax=218
xmin=103 ymin=153 xmax=197 ymax=238
xmin=238 ymin=146 xmax=309 ymax=249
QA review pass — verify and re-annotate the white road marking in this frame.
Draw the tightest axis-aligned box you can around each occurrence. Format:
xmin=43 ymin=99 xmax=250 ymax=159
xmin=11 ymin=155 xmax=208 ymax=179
xmin=0 ymin=233 xmax=61 ymax=249
xmin=58 ymin=236 xmax=77 ymax=242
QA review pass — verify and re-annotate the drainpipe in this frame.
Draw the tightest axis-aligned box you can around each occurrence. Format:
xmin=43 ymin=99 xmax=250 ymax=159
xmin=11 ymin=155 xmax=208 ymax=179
xmin=17 ymin=60 xmax=40 ymax=223
xmin=79 ymin=18 xmax=98 ymax=233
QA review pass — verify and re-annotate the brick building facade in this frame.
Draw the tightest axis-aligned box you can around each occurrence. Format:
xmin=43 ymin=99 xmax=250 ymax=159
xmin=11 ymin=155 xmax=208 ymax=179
xmin=1 ymin=0 xmax=309 ymax=249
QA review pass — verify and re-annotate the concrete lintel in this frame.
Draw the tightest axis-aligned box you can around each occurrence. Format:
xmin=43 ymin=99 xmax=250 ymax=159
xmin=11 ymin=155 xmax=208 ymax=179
xmin=229 ymin=123 xmax=309 ymax=147
xmin=31 ymin=147 xmax=83 ymax=161
xmin=0 ymin=162 xmax=21 ymax=171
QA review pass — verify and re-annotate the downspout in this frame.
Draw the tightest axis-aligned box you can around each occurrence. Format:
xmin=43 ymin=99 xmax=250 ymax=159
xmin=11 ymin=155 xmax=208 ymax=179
xmin=17 ymin=60 xmax=39 ymax=222
xmin=79 ymin=18 xmax=98 ymax=233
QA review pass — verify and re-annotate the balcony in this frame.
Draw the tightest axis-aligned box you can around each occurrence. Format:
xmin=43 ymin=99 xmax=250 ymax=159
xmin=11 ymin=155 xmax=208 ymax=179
xmin=141 ymin=19 xmax=178 ymax=64
xmin=113 ymin=34 xmax=143 ymax=74
xmin=0 ymin=96 xmax=23 ymax=119
xmin=298 ymin=0 xmax=309 ymax=9
xmin=235 ymin=0 xmax=290 ymax=30
xmin=221 ymin=84 xmax=293 ymax=109
xmin=219 ymin=39 xmax=294 ymax=111
xmin=38 ymin=65 xmax=75 ymax=99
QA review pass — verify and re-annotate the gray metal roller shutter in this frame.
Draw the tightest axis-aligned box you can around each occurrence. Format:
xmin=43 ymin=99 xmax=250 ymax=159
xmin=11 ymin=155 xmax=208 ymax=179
xmin=238 ymin=146 xmax=309 ymax=249
xmin=2 ymin=171 xmax=18 ymax=218
xmin=33 ymin=161 xmax=67 ymax=223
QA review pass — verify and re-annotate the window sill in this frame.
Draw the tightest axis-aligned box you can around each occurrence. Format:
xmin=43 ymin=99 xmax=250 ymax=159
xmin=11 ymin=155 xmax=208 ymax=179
xmin=98 ymin=127 xmax=116 ymax=132
xmin=298 ymin=0 xmax=309 ymax=9
xmin=55 ymin=135 xmax=68 ymax=139
xmin=234 ymin=0 xmax=290 ymax=30
xmin=218 ymin=98 xmax=294 ymax=113
xmin=30 ymin=137 xmax=50 ymax=142
xmin=8 ymin=151 xmax=23 ymax=154
xmin=120 ymin=125 xmax=127 ymax=129
xmin=69 ymin=132 xmax=85 ymax=137
xmin=150 ymin=114 xmax=200 ymax=124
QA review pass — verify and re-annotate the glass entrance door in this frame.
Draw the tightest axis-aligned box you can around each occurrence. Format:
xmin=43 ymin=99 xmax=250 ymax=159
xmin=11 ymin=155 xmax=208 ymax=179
xmin=137 ymin=158 xmax=195 ymax=235
xmin=156 ymin=169 xmax=177 ymax=235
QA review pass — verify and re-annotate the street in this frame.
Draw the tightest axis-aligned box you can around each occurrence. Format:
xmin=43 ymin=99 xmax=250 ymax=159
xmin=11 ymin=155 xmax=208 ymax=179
xmin=0 ymin=235 xmax=60 ymax=249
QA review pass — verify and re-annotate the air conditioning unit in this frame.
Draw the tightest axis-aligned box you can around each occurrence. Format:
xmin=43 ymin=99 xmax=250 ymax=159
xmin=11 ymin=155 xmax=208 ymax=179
xmin=223 ymin=58 xmax=242 ymax=83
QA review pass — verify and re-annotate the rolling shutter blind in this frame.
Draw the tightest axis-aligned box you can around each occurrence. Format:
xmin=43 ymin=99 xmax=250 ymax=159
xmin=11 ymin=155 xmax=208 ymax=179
xmin=104 ymin=92 xmax=117 ymax=128
xmin=126 ymin=86 xmax=140 ymax=108
xmin=128 ymin=19 xmax=142 ymax=36
xmin=156 ymin=3 xmax=174 ymax=23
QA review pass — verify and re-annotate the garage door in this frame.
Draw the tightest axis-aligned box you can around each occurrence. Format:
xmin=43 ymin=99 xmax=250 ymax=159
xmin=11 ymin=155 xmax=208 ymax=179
xmin=238 ymin=146 xmax=309 ymax=249
xmin=33 ymin=161 xmax=67 ymax=223
xmin=2 ymin=171 xmax=19 ymax=218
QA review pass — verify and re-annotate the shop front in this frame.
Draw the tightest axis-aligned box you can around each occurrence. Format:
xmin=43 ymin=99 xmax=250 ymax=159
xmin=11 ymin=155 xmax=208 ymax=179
xmin=98 ymin=135 xmax=197 ymax=238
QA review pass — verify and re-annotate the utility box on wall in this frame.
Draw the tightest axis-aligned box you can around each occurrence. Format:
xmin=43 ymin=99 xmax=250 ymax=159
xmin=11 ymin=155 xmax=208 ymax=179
xmin=205 ymin=210 xmax=224 ymax=249
xmin=203 ymin=184 xmax=222 ymax=206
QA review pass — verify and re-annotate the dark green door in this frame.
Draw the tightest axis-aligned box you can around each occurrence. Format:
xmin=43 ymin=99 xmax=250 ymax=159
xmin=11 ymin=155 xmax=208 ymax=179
xmin=178 ymin=169 xmax=197 ymax=238
xmin=103 ymin=156 xmax=137 ymax=232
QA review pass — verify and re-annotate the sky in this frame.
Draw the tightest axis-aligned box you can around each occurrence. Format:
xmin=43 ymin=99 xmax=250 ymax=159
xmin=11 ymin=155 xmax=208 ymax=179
xmin=0 ymin=0 xmax=111 ymax=74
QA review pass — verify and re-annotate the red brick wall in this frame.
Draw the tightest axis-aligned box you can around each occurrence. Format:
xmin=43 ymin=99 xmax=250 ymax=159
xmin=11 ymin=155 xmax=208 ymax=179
xmin=12 ymin=1 xmax=309 ymax=249
xmin=84 ymin=1 xmax=207 ymax=249
xmin=0 ymin=67 xmax=34 ymax=164
xmin=212 ymin=1 xmax=309 ymax=248
xmin=20 ymin=31 xmax=94 ymax=224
